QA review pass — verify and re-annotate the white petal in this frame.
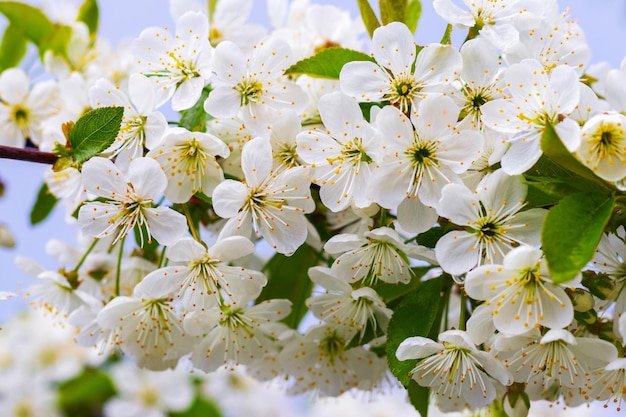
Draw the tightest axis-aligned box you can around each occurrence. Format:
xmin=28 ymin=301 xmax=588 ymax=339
xmin=171 ymin=77 xmax=206 ymax=111
xmin=241 ymin=136 xmax=272 ymax=187
xmin=212 ymin=180 xmax=248 ymax=218
xmin=81 ymin=157 xmax=127 ymax=198
xmin=143 ymin=206 xmax=188 ymax=246
xmin=208 ymin=235 xmax=255 ymax=261
xmin=396 ymin=336 xmax=444 ymax=361
xmin=127 ymin=157 xmax=168 ymax=201
xmin=129 ymin=74 xmax=156 ymax=115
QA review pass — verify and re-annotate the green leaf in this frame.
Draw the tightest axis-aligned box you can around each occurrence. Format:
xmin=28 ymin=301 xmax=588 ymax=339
xmin=357 ymin=0 xmax=381 ymax=38
xmin=540 ymin=123 xmax=613 ymax=192
xmin=406 ymin=0 xmax=422 ymax=33
xmin=170 ymin=397 xmax=223 ymax=417
xmin=0 ymin=2 xmax=71 ymax=58
xmin=542 ymin=191 xmax=615 ymax=284
xmin=0 ymin=23 xmax=28 ymax=71
xmin=379 ymin=0 xmax=407 ymax=25
xmin=373 ymin=266 xmax=432 ymax=303
xmin=69 ymin=106 xmax=124 ymax=163
xmin=30 ymin=182 xmax=58 ymax=225
xmin=0 ymin=2 xmax=54 ymax=46
xmin=440 ymin=23 xmax=453 ymax=45
xmin=408 ymin=379 xmax=429 ymax=417
xmin=258 ymin=244 xmax=321 ymax=329
xmin=387 ymin=277 xmax=442 ymax=387
xmin=58 ymin=367 xmax=116 ymax=417
xmin=524 ymin=176 xmax=582 ymax=207
xmin=179 ymin=86 xmax=212 ymax=132
xmin=77 ymin=0 xmax=99 ymax=40
xmin=284 ymin=47 xmax=375 ymax=79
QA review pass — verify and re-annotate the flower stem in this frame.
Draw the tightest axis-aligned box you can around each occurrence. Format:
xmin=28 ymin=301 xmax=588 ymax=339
xmin=72 ymin=239 xmax=99 ymax=273
xmin=458 ymin=288 xmax=466 ymax=331
xmin=183 ymin=203 xmax=201 ymax=242
xmin=0 ymin=145 xmax=58 ymax=165
xmin=115 ymin=237 xmax=125 ymax=297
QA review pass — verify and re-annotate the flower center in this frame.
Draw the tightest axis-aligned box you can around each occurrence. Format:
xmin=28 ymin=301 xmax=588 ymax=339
xmin=139 ymin=387 xmax=161 ymax=407
xmin=387 ymin=75 xmax=420 ymax=113
xmin=591 ymin=123 xmax=626 ymax=161
xmin=12 ymin=106 xmax=29 ymax=126
xmin=235 ymin=79 xmax=263 ymax=106
xmin=167 ymin=51 xmax=201 ymax=85
xmin=320 ymin=331 xmax=345 ymax=365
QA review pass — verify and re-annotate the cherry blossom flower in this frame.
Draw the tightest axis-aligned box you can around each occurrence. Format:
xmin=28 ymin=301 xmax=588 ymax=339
xmin=169 ymin=0 xmax=266 ymax=50
xmin=576 ymin=113 xmax=626 ymax=182
xmin=135 ymin=236 xmax=266 ymax=311
xmin=589 ymin=357 xmax=626 ymax=412
xmin=370 ymin=95 xmax=483 ymax=233
xmin=340 ymin=22 xmax=462 ymax=113
xmin=89 ymin=74 xmax=168 ymax=170
xmin=481 ymin=59 xmax=582 ymax=174
xmin=103 ymin=362 xmax=194 ymax=417
xmin=433 ymin=0 xmax=529 ymax=48
xmin=306 ymin=266 xmax=392 ymax=340
xmin=501 ymin=328 xmax=617 ymax=401
xmin=97 ymin=291 xmax=191 ymax=370
xmin=324 ymin=227 xmax=434 ymax=285
xmin=204 ymin=37 xmax=308 ymax=131
xmin=185 ymin=297 xmax=291 ymax=372
xmin=435 ymin=170 xmax=546 ymax=275
xmin=465 ymin=245 xmax=577 ymax=335
xmin=279 ymin=324 xmax=386 ymax=397
xmin=78 ymin=157 xmax=187 ymax=246
xmin=0 ymin=68 xmax=61 ymax=147
xmin=296 ymin=92 xmax=379 ymax=212
xmin=396 ymin=330 xmax=511 ymax=412
xmin=147 ymin=127 xmax=230 ymax=202
xmin=212 ymin=136 xmax=314 ymax=254
xmin=133 ymin=11 xmax=213 ymax=111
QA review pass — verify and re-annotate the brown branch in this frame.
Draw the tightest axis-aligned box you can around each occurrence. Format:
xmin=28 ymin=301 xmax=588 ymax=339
xmin=0 ymin=145 xmax=58 ymax=165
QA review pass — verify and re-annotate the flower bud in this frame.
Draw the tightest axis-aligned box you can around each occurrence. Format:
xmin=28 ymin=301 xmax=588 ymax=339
xmin=504 ymin=391 xmax=531 ymax=417
xmin=567 ymin=288 xmax=595 ymax=312
xmin=0 ymin=224 xmax=15 ymax=248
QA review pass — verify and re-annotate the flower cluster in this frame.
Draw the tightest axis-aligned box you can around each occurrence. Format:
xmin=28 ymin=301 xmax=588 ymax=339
xmin=2 ymin=0 xmax=626 ymax=415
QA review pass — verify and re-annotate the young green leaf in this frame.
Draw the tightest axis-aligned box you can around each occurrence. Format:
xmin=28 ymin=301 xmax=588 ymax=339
xmin=542 ymin=191 xmax=615 ymax=284
xmin=408 ymin=379 xmax=429 ymax=417
xmin=540 ymin=123 xmax=613 ymax=191
xmin=30 ymin=182 xmax=58 ymax=225
xmin=440 ymin=23 xmax=453 ymax=45
xmin=58 ymin=367 xmax=116 ymax=417
xmin=77 ymin=0 xmax=99 ymax=40
xmin=0 ymin=2 xmax=54 ymax=45
xmin=379 ymin=0 xmax=407 ymax=25
xmin=406 ymin=0 xmax=422 ymax=33
xmin=69 ymin=106 xmax=124 ymax=163
xmin=357 ymin=0 xmax=381 ymax=38
xmin=284 ymin=47 xmax=375 ymax=79
xmin=0 ymin=2 xmax=71 ymax=58
xmin=0 ymin=23 xmax=28 ymax=71
xmin=258 ymin=244 xmax=320 ymax=329
xmin=386 ymin=276 xmax=441 ymax=387
xmin=170 ymin=397 xmax=223 ymax=417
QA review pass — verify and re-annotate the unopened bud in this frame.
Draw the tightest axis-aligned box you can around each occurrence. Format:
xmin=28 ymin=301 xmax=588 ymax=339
xmin=504 ymin=391 xmax=530 ymax=417
xmin=0 ymin=224 xmax=15 ymax=248
xmin=568 ymin=288 xmax=595 ymax=312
